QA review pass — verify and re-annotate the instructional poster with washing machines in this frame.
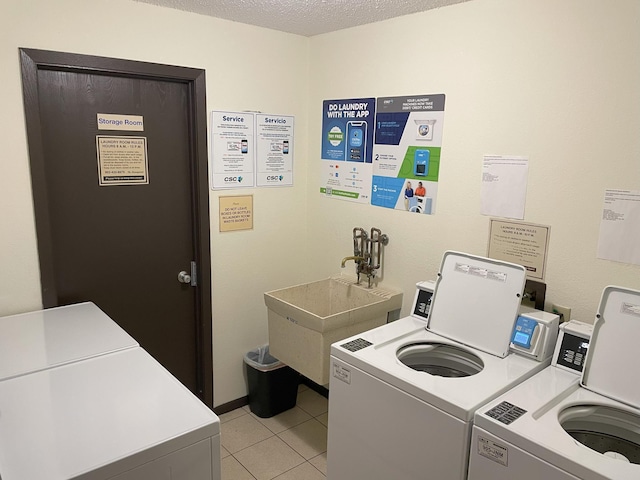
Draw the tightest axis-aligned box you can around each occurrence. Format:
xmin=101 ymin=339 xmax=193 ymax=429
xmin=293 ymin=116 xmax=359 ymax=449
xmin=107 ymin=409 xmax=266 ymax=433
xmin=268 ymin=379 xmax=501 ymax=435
xmin=371 ymin=94 xmax=445 ymax=214
xmin=320 ymin=98 xmax=375 ymax=203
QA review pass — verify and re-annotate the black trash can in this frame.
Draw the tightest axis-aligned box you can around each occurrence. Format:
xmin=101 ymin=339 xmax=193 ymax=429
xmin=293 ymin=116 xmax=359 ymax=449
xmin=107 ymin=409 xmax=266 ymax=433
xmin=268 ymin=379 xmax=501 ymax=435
xmin=244 ymin=345 xmax=299 ymax=418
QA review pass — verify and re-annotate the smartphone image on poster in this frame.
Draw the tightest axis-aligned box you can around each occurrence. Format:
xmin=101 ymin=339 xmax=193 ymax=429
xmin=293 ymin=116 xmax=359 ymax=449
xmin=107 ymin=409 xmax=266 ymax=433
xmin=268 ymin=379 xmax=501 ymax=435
xmin=283 ymin=140 xmax=289 ymax=154
xmin=241 ymin=139 xmax=248 ymax=154
xmin=346 ymin=121 xmax=366 ymax=162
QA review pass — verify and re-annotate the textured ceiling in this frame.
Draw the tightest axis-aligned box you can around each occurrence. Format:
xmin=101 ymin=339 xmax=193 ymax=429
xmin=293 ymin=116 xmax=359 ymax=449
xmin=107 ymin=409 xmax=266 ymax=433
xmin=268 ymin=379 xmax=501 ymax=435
xmin=133 ymin=0 xmax=472 ymax=36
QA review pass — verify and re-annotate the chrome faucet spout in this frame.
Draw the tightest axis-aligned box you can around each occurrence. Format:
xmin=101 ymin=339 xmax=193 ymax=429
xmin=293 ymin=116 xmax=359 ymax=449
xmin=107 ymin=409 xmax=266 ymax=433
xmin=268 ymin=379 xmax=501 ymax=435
xmin=341 ymin=256 xmax=365 ymax=268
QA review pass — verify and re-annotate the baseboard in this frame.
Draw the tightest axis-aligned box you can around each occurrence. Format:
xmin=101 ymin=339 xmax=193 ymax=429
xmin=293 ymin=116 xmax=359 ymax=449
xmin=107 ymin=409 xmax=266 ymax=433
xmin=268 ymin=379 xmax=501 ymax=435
xmin=213 ymin=374 xmax=328 ymax=416
xmin=301 ymin=376 xmax=329 ymax=398
xmin=213 ymin=396 xmax=248 ymax=415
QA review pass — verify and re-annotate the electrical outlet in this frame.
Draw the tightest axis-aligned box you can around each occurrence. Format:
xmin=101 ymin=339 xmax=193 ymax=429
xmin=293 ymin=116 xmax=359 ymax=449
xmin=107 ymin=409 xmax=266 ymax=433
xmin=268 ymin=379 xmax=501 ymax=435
xmin=552 ymin=304 xmax=572 ymax=323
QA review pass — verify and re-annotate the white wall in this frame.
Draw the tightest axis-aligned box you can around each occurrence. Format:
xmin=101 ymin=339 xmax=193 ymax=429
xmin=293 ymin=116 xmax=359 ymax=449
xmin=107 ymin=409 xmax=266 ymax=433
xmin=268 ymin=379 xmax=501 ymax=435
xmin=308 ymin=0 xmax=640 ymax=324
xmin=0 ymin=0 xmax=309 ymax=406
xmin=2 ymin=0 xmax=639 ymax=408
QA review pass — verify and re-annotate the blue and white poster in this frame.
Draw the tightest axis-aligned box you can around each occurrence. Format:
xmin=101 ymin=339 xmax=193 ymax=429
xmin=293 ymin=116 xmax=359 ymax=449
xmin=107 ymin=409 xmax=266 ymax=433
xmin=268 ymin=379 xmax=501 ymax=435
xmin=371 ymin=94 xmax=445 ymax=214
xmin=320 ymin=98 xmax=375 ymax=203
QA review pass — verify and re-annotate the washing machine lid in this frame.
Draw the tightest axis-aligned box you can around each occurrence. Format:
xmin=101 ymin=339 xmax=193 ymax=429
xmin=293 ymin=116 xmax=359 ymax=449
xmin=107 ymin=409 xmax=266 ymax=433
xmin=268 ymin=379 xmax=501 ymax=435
xmin=581 ymin=285 xmax=640 ymax=407
xmin=0 ymin=302 xmax=138 ymax=381
xmin=0 ymin=347 xmax=219 ymax=480
xmin=427 ymin=251 xmax=526 ymax=358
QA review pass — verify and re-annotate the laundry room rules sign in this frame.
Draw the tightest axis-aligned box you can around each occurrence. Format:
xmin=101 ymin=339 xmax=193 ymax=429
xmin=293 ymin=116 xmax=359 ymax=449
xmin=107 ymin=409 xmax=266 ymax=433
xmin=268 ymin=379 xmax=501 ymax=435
xmin=96 ymin=136 xmax=149 ymax=186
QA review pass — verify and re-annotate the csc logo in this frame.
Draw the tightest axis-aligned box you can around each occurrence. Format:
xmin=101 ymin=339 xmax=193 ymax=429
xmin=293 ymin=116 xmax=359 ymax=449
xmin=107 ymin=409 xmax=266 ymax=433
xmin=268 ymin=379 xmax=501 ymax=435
xmin=224 ymin=176 xmax=243 ymax=182
xmin=266 ymin=175 xmax=283 ymax=181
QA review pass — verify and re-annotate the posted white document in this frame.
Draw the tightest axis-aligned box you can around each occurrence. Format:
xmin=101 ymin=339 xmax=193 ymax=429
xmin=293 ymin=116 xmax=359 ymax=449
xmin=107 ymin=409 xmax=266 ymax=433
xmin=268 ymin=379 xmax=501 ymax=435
xmin=481 ymin=155 xmax=528 ymax=220
xmin=210 ymin=111 xmax=255 ymax=189
xmin=597 ymin=189 xmax=640 ymax=265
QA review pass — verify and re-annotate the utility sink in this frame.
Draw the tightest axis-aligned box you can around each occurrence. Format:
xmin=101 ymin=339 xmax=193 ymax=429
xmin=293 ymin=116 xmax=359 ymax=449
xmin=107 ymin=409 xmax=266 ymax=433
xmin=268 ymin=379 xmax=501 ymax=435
xmin=264 ymin=275 xmax=403 ymax=385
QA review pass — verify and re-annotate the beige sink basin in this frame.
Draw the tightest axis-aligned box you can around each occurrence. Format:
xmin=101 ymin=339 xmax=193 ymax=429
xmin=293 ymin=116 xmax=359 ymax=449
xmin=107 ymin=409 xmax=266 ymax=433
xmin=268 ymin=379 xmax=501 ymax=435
xmin=264 ymin=275 xmax=403 ymax=385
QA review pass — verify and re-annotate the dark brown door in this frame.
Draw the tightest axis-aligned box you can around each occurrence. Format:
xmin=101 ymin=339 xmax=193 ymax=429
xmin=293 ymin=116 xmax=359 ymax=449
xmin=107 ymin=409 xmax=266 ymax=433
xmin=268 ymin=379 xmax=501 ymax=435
xmin=20 ymin=49 xmax=213 ymax=407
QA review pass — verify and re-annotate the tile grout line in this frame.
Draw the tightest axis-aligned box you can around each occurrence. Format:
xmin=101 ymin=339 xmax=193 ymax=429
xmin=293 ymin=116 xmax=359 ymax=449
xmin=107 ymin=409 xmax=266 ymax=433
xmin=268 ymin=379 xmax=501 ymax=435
xmin=229 ymin=454 xmax=325 ymax=480
xmin=225 ymin=426 xmax=328 ymax=478
xmin=221 ymin=389 xmax=328 ymax=479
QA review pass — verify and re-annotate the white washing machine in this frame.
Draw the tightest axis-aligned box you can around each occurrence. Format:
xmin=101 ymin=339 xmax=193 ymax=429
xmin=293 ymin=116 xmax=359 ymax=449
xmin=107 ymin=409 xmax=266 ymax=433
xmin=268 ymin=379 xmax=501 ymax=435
xmin=327 ymin=251 xmax=559 ymax=480
xmin=468 ymin=286 xmax=640 ymax=480
xmin=0 ymin=302 xmax=138 ymax=381
xmin=0 ymin=304 xmax=221 ymax=480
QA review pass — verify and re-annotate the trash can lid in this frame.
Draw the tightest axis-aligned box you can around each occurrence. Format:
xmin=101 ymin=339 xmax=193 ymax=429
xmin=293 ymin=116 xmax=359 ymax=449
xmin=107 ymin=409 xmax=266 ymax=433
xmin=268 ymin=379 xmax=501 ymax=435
xmin=244 ymin=345 xmax=285 ymax=372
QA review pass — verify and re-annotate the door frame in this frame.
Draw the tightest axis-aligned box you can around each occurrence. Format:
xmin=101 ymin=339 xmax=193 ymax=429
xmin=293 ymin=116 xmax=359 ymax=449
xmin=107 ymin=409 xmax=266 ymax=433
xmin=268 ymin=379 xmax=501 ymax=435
xmin=19 ymin=48 xmax=213 ymax=408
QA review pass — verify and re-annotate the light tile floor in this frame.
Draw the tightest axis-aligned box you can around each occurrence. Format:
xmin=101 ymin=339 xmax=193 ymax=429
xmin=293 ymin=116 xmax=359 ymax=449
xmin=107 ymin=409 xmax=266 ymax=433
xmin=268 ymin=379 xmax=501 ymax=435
xmin=220 ymin=385 xmax=328 ymax=480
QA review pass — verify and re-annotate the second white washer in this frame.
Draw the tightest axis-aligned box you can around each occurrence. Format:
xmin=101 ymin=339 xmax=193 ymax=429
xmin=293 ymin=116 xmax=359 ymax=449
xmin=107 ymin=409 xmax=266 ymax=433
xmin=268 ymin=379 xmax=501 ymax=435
xmin=468 ymin=286 xmax=640 ymax=480
xmin=327 ymin=251 xmax=559 ymax=480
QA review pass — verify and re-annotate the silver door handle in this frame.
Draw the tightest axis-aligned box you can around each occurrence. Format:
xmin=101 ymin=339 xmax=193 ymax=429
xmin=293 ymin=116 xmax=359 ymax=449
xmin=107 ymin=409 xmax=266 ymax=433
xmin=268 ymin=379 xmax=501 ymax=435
xmin=177 ymin=262 xmax=197 ymax=287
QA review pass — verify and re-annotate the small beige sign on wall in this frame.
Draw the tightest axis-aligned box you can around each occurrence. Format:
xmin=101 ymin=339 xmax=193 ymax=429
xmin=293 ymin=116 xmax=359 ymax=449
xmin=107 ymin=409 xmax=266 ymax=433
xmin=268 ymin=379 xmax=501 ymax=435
xmin=219 ymin=195 xmax=253 ymax=232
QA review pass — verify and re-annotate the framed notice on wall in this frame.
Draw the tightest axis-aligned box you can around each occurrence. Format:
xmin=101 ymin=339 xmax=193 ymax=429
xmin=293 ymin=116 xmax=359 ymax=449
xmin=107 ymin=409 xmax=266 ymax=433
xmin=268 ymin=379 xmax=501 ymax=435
xmin=487 ymin=219 xmax=550 ymax=281
xmin=96 ymin=136 xmax=149 ymax=186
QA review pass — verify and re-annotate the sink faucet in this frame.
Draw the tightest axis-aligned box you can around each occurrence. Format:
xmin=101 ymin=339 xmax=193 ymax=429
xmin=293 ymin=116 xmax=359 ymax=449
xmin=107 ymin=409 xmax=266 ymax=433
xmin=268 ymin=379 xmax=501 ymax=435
xmin=341 ymin=227 xmax=389 ymax=288
xmin=341 ymin=256 xmax=365 ymax=268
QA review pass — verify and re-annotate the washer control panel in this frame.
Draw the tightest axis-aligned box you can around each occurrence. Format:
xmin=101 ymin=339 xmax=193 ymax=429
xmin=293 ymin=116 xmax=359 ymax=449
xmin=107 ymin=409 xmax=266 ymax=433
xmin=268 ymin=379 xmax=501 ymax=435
xmin=412 ymin=281 xmax=436 ymax=321
xmin=552 ymin=320 xmax=593 ymax=373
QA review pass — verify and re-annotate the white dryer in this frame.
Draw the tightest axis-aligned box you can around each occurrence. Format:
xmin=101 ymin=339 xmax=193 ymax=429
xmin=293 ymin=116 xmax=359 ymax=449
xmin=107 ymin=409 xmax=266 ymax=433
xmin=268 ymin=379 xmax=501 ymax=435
xmin=327 ymin=251 xmax=559 ymax=480
xmin=468 ymin=286 xmax=640 ymax=480
xmin=0 ymin=302 xmax=138 ymax=381
xmin=0 ymin=304 xmax=221 ymax=480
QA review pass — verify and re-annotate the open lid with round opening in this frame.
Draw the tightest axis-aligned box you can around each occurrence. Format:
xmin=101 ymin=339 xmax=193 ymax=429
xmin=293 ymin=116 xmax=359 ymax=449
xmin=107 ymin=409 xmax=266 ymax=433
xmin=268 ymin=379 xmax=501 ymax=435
xmin=560 ymin=404 xmax=640 ymax=464
xmin=581 ymin=286 xmax=640 ymax=407
xmin=427 ymin=251 xmax=526 ymax=358
xmin=396 ymin=342 xmax=484 ymax=377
